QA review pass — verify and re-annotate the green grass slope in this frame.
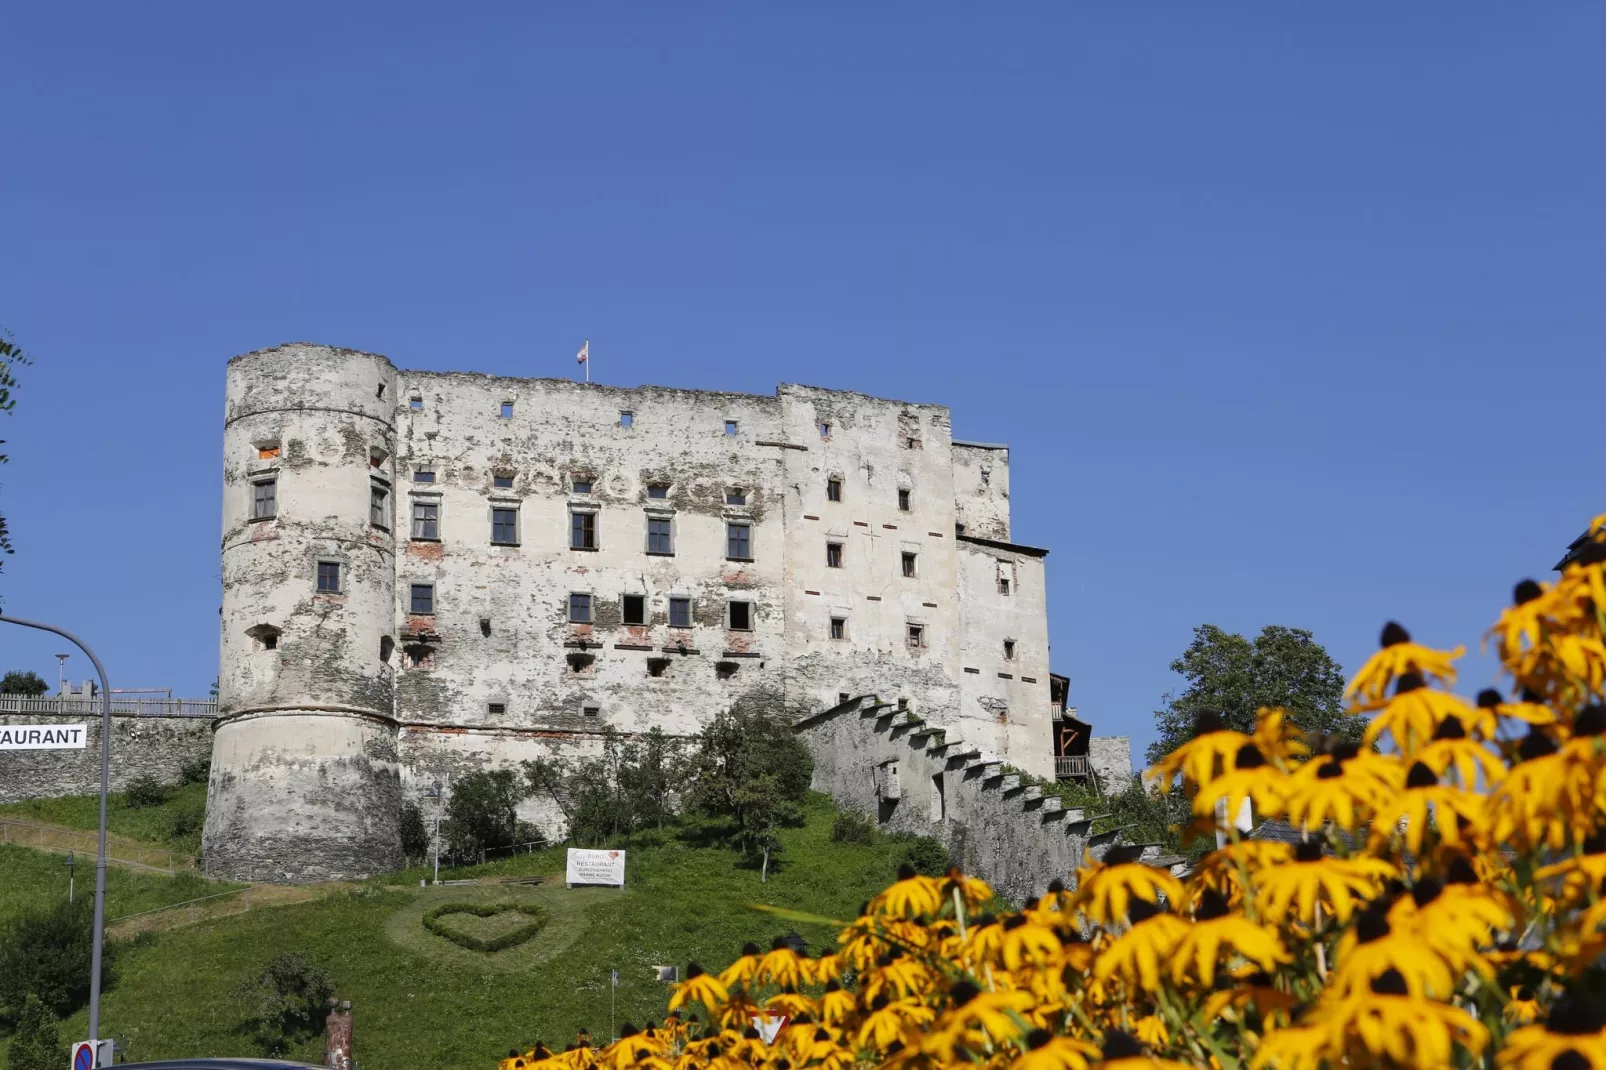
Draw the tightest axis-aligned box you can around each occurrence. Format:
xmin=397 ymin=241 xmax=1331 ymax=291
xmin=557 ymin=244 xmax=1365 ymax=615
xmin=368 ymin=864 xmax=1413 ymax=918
xmin=0 ymin=781 xmax=208 ymax=858
xmin=2 ymin=794 xmax=924 ymax=1070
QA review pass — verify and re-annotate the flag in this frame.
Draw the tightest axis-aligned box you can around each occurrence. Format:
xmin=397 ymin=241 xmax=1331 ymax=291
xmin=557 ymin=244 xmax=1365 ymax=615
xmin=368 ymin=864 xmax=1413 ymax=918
xmin=577 ymin=341 xmax=589 ymax=365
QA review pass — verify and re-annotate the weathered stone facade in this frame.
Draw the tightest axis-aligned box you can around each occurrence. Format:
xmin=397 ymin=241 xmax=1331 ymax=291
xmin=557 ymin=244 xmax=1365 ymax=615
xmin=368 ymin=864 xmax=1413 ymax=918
xmin=0 ymin=706 xmax=214 ymax=804
xmin=207 ymin=344 xmax=1062 ymax=881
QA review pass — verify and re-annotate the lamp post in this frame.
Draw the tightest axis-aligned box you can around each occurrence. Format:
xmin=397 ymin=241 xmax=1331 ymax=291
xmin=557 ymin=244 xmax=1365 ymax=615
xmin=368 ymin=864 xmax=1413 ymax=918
xmin=0 ymin=615 xmax=112 ymax=1045
xmin=65 ymin=851 xmax=76 ymax=903
xmin=425 ymin=775 xmax=449 ymax=885
xmin=55 ymin=653 xmax=70 ymax=696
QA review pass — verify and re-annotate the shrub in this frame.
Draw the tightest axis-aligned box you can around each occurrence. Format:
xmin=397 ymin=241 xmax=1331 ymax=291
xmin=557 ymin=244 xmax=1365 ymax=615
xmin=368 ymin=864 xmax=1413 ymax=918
xmin=122 ymin=774 xmax=169 ymax=808
xmin=179 ymin=756 xmax=211 ymax=785
xmin=1 ymin=670 xmax=49 ymax=697
xmin=398 ymin=801 xmax=429 ymax=863
xmin=8 ymin=993 xmax=63 ymax=1070
xmin=441 ymin=769 xmax=525 ymax=862
xmin=830 ymin=809 xmax=876 ymax=845
xmin=0 ymin=897 xmax=116 ymax=1018
xmin=899 ymin=835 xmax=949 ymax=877
xmin=168 ymin=800 xmax=205 ymax=841
xmin=234 ymin=953 xmax=334 ymax=1055
xmin=421 ymin=902 xmax=548 ymax=952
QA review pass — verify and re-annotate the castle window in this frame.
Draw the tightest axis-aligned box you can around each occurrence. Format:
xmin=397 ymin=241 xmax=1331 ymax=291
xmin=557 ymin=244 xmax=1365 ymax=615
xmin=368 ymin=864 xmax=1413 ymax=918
xmin=998 ymin=577 xmax=1011 ymax=596
xmin=492 ymin=472 xmax=514 ymax=489
xmin=491 ymin=507 xmax=519 ymax=546
xmin=488 ymin=702 xmax=506 ymax=715
xmin=668 ymin=597 xmax=692 ymax=629
xmin=826 ymin=477 xmax=842 ymax=502
xmin=257 ymin=443 xmax=281 ymax=460
xmin=404 ymin=644 xmax=434 ymax=669
xmin=414 ymin=469 xmax=435 ymax=483
xmin=570 ymin=509 xmax=598 ymax=550
xmin=569 ymin=592 xmax=593 ymax=623
xmin=370 ymin=482 xmax=390 ymax=530
xmin=906 ymin=623 xmax=925 ymax=649
xmin=582 ymin=704 xmax=601 ymax=717
xmin=829 ymin=616 xmax=846 ymax=640
xmin=410 ymin=583 xmax=434 ymax=614
xmin=379 ymin=636 xmax=394 ymax=663
xmin=571 ymin=478 xmax=593 ymax=495
xmin=716 ymin=661 xmax=739 ymax=680
xmin=726 ymin=522 xmax=751 ymax=561
xmin=647 ymin=516 xmax=673 ymax=555
xmin=409 ymin=396 xmax=423 ymax=411
xmin=725 ymin=488 xmax=746 ymax=506
xmin=1004 ymin=639 xmax=1016 ymax=660
xmin=247 ymin=624 xmax=281 ymax=652
xmin=620 ymin=411 xmax=634 ymax=428
xmin=376 ymin=382 xmax=386 ymax=399
xmin=724 ymin=420 xmax=738 ymax=436
xmin=622 ymin=594 xmax=646 ymax=626
xmin=898 ymin=489 xmax=910 ymax=511
xmin=819 ymin=421 xmax=831 ymax=438
xmin=905 ymin=436 xmax=923 ymax=450
xmin=727 ymin=601 xmax=753 ymax=631
xmin=647 ymin=484 xmax=669 ymax=499
xmin=411 ymin=501 xmax=439 ymax=541
xmin=251 ymin=476 xmax=277 ymax=521
xmin=826 ymin=542 xmax=843 ymax=568
xmin=980 ymin=468 xmax=991 ymax=485
xmin=647 ymin=657 xmax=671 ymax=678
xmin=902 ymin=552 xmax=917 ymax=578
xmin=500 ymin=401 xmax=514 ymax=419
xmin=315 ymin=561 xmax=342 ymax=594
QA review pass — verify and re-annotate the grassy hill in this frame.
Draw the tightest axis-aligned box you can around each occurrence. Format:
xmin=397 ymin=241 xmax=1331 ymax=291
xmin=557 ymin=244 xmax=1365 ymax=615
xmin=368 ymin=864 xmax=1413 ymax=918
xmin=0 ymin=794 xmax=931 ymax=1070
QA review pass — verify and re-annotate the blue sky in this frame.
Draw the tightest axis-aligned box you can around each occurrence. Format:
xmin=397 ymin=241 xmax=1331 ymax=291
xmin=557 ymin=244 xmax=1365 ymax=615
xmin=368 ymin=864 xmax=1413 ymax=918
xmin=2 ymin=6 xmax=1602 ymax=762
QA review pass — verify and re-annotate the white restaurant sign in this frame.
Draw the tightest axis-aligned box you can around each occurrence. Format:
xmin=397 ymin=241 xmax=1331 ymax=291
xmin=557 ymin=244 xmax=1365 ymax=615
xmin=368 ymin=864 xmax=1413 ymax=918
xmin=0 ymin=724 xmax=88 ymax=750
xmin=565 ymin=848 xmax=626 ymax=888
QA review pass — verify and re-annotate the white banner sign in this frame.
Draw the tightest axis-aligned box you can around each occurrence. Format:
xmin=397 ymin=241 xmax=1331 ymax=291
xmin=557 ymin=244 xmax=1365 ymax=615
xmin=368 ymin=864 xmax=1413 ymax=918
xmin=0 ymin=724 xmax=88 ymax=750
xmin=566 ymin=848 xmax=625 ymax=887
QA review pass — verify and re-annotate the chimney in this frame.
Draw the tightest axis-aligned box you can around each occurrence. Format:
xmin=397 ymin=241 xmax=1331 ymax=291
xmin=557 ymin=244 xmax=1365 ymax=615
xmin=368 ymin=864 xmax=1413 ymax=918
xmin=325 ymin=999 xmax=353 ymax=1070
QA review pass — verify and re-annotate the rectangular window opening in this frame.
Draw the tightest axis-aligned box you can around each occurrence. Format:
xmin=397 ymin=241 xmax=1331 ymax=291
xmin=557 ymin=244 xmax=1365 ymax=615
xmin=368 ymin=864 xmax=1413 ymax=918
xmin=647 ymin=484 xmax=669 ymax=499
xmin=728 ymin=601 xmax=753 ymax=630
xmin=500 ymin=401 xmax=514 ymax=419
xmin=370 ymin=484 xmax=389 ymax=529
xmin=404 ymin=645 xmax=435 ymax=669
xmin=251 ymin=477 xmax=277 ymax=521
xmin=488 ymin=702 xmax=506 ymax=715
xmin=826 ymin=478 xmax=842 ymax=502
xmin=931 ymin=773 xmax=945 ymax=822
xmin=906 ymin=623 xmax=924 ymax=649
xmin=622 ymin=594 xmax=646 ymax=626
xmin=582 ymin=704 xmax=601 ymax=717
xmin=826 ymin=542 xmax=843 ymax=568
xmin=901 ymin=552 xmax=917 ymax=578
xmin=726 ymin=522 xmax=751 ymax=560
xmin=571 ymin=510 xmax=597 ymax=550
xmin=413 ymin=469 xmax=435 ymax=483
xmin=409 ymin=396 xmax=423 ymax=411
xmin=829 ymin=617 xmax=846 ymax=640
xmin=568 ymin=592 xmax=593 ymax=623
xmin=316 ymin=561 xmax=341 ymax=594
xmin=898 ymin=489 xmax=911 ymax=511
xmin=725 ymin=488 xmax=746 ymax=506
xmin=669 ymin=597 xmax=692 ymax=629
xmin=571 ymin=478 xmax=593 ymax=495
xmin=411 ymin=501 xmax=439 ymax=540
xmin=1004 ymin=639 xmax=1016 ymax=660
xmin=819 ymin=421 xmax=831 ymax=438
xmin=409 ymin=583 xmax=434 ymax=614
xmin=998 ymin=578 xmax=1011 ymax=596
xmin=493 ymin=472 xmax=514 ymax=489
xmin=724 ymin=420 xmax=738 ymax=436
xmin=491 ymin=507 xmax=519 ymax=546
xmin=620 ymin=411 xmax=634 ymax=428
xmin=647 ymin=516 xmax=673 ymax=555
xmin=376 ymin=383 xmax=386 ymax=399
xmin=647 ymin=657 xmax=671 ymax=678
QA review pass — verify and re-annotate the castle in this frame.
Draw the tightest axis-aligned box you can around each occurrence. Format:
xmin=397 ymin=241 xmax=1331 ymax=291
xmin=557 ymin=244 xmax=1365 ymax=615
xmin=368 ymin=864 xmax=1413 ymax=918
xmin=204 ymin=343 xmax=1078 ymax=883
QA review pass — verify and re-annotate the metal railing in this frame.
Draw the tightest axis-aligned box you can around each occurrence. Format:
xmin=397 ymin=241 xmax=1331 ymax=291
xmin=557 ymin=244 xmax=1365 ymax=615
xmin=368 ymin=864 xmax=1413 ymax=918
xmin=0 ymin=695 xmax=217 ymax=719
xmin=1054 ymin=755 xmax=1088 ymax=779
xmin=0 ymin=818 xmax=186 ymax=873
xmin=1050 ymin=704 xmax=1078 ymax=722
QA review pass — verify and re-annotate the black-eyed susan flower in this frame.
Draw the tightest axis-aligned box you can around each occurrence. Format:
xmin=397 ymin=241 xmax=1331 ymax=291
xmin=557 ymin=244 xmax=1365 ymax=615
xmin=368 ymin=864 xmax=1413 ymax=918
xmin=1362 ymin=672 xmax=1481 ymax=754
xmin=1167 ymin=889 xmax=1289 ymax=988
xmin=1309 ymin=969 xmax=1489 ymax=1066
xmin=1093 ymin=1030 xmax=1194 ymax=1070
xmin=1255 ymin=838 xmax=1396 ymax=925
xmin=1247 ymin=1024 xmax=1329 ymax=1070
xmin=1072 ymin=849 xmax=1185 ymax=928
xmin=1417 ymin=714 xmax=1506 ymax=788
xmin=1330 ymin=899 xmax=1457 ymax=1000
xmin=1014 ymin=1028 xmax=1099 ymax=1070
xmin=1368 ymin=761 xmax=1486 ymax=856
xmin=1091 ymin=899 xmax=1188 ymax=994
xmin=1347 ymin=621 xmax=1464 ymax=709
xmin=1146 ymin=710 xmax=1254 ymax=791
xmin=670 ymin=963 xmax=730 ymax=1014
xmin=1499 ymin=991 xmax=1606 ymax=1070
xmin=1281 ymin=743 xmax=1403 ymax=831
xmin=1189 ymin=741 xmax=1290 ymax=822
xmin=869 ymin=863 xmax=944 ymax=919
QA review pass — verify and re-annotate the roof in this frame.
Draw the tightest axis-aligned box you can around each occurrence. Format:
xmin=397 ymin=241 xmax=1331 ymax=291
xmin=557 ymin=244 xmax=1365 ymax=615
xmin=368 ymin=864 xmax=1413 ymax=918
xmin=1556 ymin=529 xmax=1592 ymax=570
xmin=956 ymin=533 xmax=1050 ymax=558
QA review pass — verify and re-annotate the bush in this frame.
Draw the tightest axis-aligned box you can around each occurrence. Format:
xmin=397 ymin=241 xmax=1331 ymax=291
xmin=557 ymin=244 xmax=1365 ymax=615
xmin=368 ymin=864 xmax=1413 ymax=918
xmin=168 ymin=800 xmax=205 ymax=841
xmin=421 ymin=902 xmax=548 ymax=952
xmin=1 ymin=670 xmax=49 ymax=697
xmin=234 ymin=953 xmax=334 ymax=1055
xmin=398 ymin=801 xmax=429 ymax=863
xmin=830 ymin=809 xmax=876 ymax=845
xmin=122 ymin=775 xmax=170 ymax=808
xmin=179 ymin=756 xmax=211 ymax=785
xmin=0 ymin=896 xmax=116 ymax=1018
xmin=441 ymin=769 xmax=524 ymax=862
xmin=8 ymin=993 xmax=63 ymax=1070
xmin=899 ymin=835 xmax=949 ymax=877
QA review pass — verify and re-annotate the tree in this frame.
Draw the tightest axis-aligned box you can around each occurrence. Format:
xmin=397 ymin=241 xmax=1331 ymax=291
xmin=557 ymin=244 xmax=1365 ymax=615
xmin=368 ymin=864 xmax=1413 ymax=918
xmin=524 ymin=727 xmax=686 ymax=847
xmin=8 ymin=993 xmax=63 ymax=1070
xmin=0 ymin=329 xmax=30 ymax=586
xmin=0 ymin=896 xmax=116 ymax=1018
xmin=441 ymin=769 xmax=525 ymax=862
xmin=1147 ymin=623 xmax=1362 ymax=766
xmin=233 ymin=953 xmax=334 ymax=1055
xmin=682 ymin=692 xmax=814 ymax=881
xmin=1 ymin=670 xmax=49 ymax=696
xmin=397 ymin=801 xmax=429 ymax=863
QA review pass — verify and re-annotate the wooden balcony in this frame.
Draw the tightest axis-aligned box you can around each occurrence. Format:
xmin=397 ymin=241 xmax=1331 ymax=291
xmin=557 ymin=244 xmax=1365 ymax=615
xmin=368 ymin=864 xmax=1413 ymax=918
xmin=1054 ymin=755 xmax=1088 ymax=779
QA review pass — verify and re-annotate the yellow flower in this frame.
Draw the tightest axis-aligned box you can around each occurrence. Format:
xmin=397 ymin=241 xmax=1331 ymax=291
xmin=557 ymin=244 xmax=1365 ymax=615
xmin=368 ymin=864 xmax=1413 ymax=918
xmin=1346 ymin=621 xmax=1464 ymax=708
xmin=855 ymin=994 xmax=934 ymax=1050
xmin=1368 ymin=761 xmax=1486 ymax=856
xmin=921 ymin=983 xmax=1034 ymax=1058
xmin=717 ymin=943 xmax=763 ymax=989
xmin=1001 ymin=916 xmax=1063 ymax=971
xmin=1168 ymin=890 xmax=1289 ymax=988
xmin=1254 ymin=839 xmax=1395 ymax=924
xmin=669 ymin=964 xmax=730 ymax=1014
xmin=1132 ymin=1015 xmax=1168 ymax=1049
xmin=753 ymin=940 xmax=812 ymax=989
xmin=1499 ymin=991 xmax=1606 ymax=1069
xmin=1091 ymin=900 xmax=1188 ymax=993
xmin=943 ymin=868 xmax=996 ymax=913
xmin=1185 ymin=839 xmax=1291 ymax=908
xmin=1486 ymin=727 xmax=1600 ymax=850
xmin=1072 ymin=850 xmax=1185 ymax=928
xmin=1281 ymin=744 xmax=1402 ymax=831
xmin=1189 ymin=741 xmax=1290 ymax=821
xmin=1416 ymin=715 xmax=1506 ymax=788
xmin=1331 ymin=899 xmax=1457 ymax=1000
xmin=869 ymin=864 xmax=944 ymax=919
xmin=1012 ymin=1029 xmax=1098 ymax=1070
xmin=1248 ymin=1024 xmax=1329 ymax=1070
xmin=1503 ymin=986 xmax=1542 ymax=1026
xmin=1146 ymin=710 xmax=1254 ymax=790
xmin=817 ymin=981 xmax=856 ymax=1025
xmin=1095 ymin=1030 xmax=1195 ymax=1070
xmin=1308 ymin=981 xmax=1489 ymax=1066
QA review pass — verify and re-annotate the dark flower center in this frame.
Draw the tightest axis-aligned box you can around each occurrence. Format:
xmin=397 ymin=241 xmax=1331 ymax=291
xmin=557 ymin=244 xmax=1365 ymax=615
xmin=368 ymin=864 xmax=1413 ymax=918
xmin=741 ymin=941 xmax=760 ymax=956
xmin=1101 ymin=1031 xmax=1145 ymax=1061
xmin=1573 ymin=705 xmax=1606 ymax=737
xmin=1355 ymin=900 xmax=1392 ymax=944
xmin=1047 ymin=878 xmax=1066 ymax=895
xmin=1195 ymin=889 xmax=1230 ymax=921
xmin=1513 ymin=579 xmax=1543 ymax=605
xmin=1476 ymin=688 xmax=1503 ymax=709
xmin=1381 ymin=622 xmax=1411 ymax=647
xmin=1003 ymin=915 xmax=1028 ymax=931
xmin=1331 ymin=741 xmax=1360 ymax=762
xmin=1370 ymin=968 xmax=1409 ymax=996
xmin=1127 ymin=899 xmax=1163 ymax=925
xmin=1431 ymin=716 xmax=1466 ymax=741
xmin=1026 ymin=1030 xmax=1052 ymax=1050
xmin=1551 ymin=1051 xmax=1590 ymax=1070
xmin=1295 ymin=840 xmax=1325 ymax=862
xmin=1102 ymin=844 xmax=1145 ymax=866
xmin=895 ymin=863 xmax=917 ymax=881
xmin=949 ymin=981 xmax=980 ymax=1007
xmin=1235 ymin=743 xmax=1267 ymax=769
xmin=1194 ymin=710 xmax=1226 ymax=737
xmin=1394 ymin=672 xmax=1425 ymax=695
xmin=1518 ymin=728 xmax=1559 ymax=762
xmin=1547 ymin=990 xmax=1606 ymax=1034
xmin=1405 ymin=762 xmax=1439 ymax=789
xmin=1316 ymin=759 xmax=1345 ymax=780
xmin=1410 ymin=878 xmax=1443 ymax=908
xmin=1445 ymin=855 xmax=1479 ymax=885
xmin=686 ymin=963 xmax=704 ymax=979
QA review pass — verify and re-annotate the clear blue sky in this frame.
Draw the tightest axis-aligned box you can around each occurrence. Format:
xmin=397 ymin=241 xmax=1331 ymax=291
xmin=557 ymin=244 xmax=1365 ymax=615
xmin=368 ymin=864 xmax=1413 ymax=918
xmin=2 ymin=6 xmax=1602 ymax=763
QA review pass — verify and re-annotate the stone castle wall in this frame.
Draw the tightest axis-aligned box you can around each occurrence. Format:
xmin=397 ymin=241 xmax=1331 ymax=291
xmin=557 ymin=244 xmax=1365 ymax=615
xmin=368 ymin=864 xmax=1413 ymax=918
xmin=0 ymin=711 xmax=213 ymax=804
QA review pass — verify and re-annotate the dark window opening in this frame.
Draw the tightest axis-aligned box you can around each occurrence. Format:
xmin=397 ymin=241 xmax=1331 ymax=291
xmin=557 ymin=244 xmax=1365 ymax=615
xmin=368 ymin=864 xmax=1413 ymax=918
xmin=829 ymin=617 xmax=846 ymax=640
xmin=582 ymin=704 xmax=601 ymax=717
xmin=998 ymin=578 xmax=1011 ymax=596
xmin=726 ymin=522 xmax=751 ymax=560
xmin=370 ymin=484 xmax=389 ymax=529
xmin=898 ymin=489 xmax=911 ymax=511
xmin=648 ymin=517 xmax=673 ymax=554
xmin=728 ymin=601 xmax=753 ymax=630
xmin=1004 ymin=639 xmax=1016 ymax=660
xmin=571 ymin=479 xmax=593 ymax=495
xmin=647 ymin=484 xmax=669 ymax=499
xmin=376 ymin=383 xmax=386 ymax=399
xmin=252 ymin=478 xmax=277 ymax=521
xmin=411 ymin=501 xmax=439 ymax=540
xmin=907 ymin=624 xmax=924 ymax=649
xmin=571 ymin=511 xmax=597 ymax=549
xmin=716 ymin=661 xmax=739 ymax=680
xmin=493 ymin=472 xmax=514 ymax=489
xmin=316 ymin=561 xmax=341 ymax=594
xmin=669 ymin=597 xmax=692 ymax=628
xmin=414 ymin=469 xmax=435 ymax=483
xmin=479 ymin=617 xmax=492 ymax=636
xmin=488 ymin=702 xmax=506 ymax=715
xmin=409 ymin=583 xmax=434 ymax=614
xmin=724 ymin=420 xmax=738 ymax=436
xmin=569 ymin=592 xmax=593 ymax=623
xmin=622 ymin=594 xmax=646 ymax=626
xmin=902 ymin=552 xmax=917 ymax=578
xmin=409 ymin=396 xmax=423 ymax=411
xmin=826 ymin=542 xmax=843 ymax=568
xmin=404 ymin=644 xmax=435 ymax=669
xmin=826 ymin=478 xmax=842 ymax=502
xmin=257 ymin=444 xmax=281 ymax=460
xmin=647 ymin=657 xmax=671 ymax=678
xmin=491 ymin=507 xmax=519 ymax=546
xmin=263 ymin=633 xmax=277 ymax=651
xmin=725 ymin=489 xmax=746 ymax=506
xmin=838 ymin=692 xmax=851 ymax=705
xmin=248 ymin=624 xmax=282 ymax=652
xmin=819 ymin=422 xmax=831 ymax=438
xmin=567 ymin=652 xmax=595 ymax=673
xmin=379 ymin=636 xmax=394 ymax=662
xmin=620 ymin=411 xmax=634 ymax=428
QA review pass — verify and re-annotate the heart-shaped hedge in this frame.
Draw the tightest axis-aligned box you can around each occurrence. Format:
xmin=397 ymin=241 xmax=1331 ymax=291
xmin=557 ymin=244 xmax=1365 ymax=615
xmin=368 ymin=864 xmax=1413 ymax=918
xmin=422 ymin=901 xmax=549 ymax=952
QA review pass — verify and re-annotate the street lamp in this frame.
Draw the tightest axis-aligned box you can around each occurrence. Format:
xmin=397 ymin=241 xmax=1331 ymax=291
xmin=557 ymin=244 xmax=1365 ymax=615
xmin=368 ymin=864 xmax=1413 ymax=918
xmin=65 ymin=851 xmax=76 ymax=903
xmin=1 ymin=615 xmax=112 ymax=1046
xmin=55 ymin=653 xmax=70 ymax=696
xmin=424 ymin=775 xmax=449 ymax=886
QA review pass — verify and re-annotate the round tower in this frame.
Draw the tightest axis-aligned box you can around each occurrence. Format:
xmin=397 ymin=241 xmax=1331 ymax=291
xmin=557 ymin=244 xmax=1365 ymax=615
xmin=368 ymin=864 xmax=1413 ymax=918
xmin=204 ymin=343 xmax=403 ymax=882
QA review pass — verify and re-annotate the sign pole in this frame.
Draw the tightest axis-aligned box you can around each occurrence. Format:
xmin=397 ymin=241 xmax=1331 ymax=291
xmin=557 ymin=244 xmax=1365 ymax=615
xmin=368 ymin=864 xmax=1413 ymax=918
xmin=0 ymin=615 xmax=113 ymax=1050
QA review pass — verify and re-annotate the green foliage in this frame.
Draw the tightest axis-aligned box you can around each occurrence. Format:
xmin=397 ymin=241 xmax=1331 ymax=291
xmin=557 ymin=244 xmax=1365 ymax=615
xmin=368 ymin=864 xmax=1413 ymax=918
xmin=898 ymin=835 xmax=950 ymax=876
xmin=178 ymin=756 xmax=211 ymax=785
xmin=830 ymin=809 xmax=876 ymax=845
xmin=1 ymin=670 xmax=48 ymax=696
xmin=0 ymin=328 xmax=29 ymax=570
xmin=1147 ymin=623 xmax=1362 ymax=766
xmin=233 ymin=952 xmax=334 ymax=1055
xmin=398 ymin=801 xmax=429 ymax=863
xmin=8 ymin=993 xmax=63 ymax=1070
xmin=442 ymin=769 xmax=525 ymax=862
xmin=123 ymin=775 xmax=171 ymax=809
xmin=527 ymin=727 xmax=685 ymax=847
xmin=421 ymin=902 xmax=548 ymax=952
xmin=682 ymin=690 xmax=814 ymax=870
xmin=0 ymin=780 xmax=210 ymax=856
xmin=0 ymin=895 xmax=117 ymax=1018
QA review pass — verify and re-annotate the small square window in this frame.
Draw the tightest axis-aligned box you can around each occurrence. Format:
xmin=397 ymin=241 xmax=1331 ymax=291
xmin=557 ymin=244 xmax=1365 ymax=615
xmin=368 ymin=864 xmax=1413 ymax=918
xmin=582 ymin=704 xmax=601 ymax=717
xmin=725 ymin=489 xmax=746 ymax=506
xmin=724 ymin=420 xmax=738 ymax=436
xmin=376 ymin=383 xmax=386 ymax=399
xmin=838 ymin=691 xmax=851 ymax=705
xmin=493 ymin=473 xmax=514 ymax=489
xmin=316 ymin=561 xmax=341 ymax=594
xmin=409 ymin=396 xmax=423 ymax=411
xmin=571 ymin=510 xmax=597 ymax=550
xmin=829 ymin=617 xmax=846 ymax=640
xmin=819 ymin=421 xmax=831 ymax=438
xmin=488 ymin=702 xmax=506 ymax=715
xmin=669 ymin=597 xmax=692 ymax=628
xmin=648 ymin=516 xmax=673 ymax=555
xmin=410 ymin=583 xmax=434 ymax=614
xmin=261 ymin=632 xmax=278 ymax=651
xmin=647 ymin=658 xmax=671 ymax=678
xmin=411 ymin=501 xmax=439 ymax=540
xmin=620 ymin=411 xmax=634 ymax=428
xmin=728 ymin=601 xmax=753 ymax=630
xmin=405 ymin=644 xmax=435 ymax=669
xmin=826 ymin=542 xmax=843 ymax=568
xmin=898 ymin=489 xmax=910 ymax=511
xmin=902 ymin=552 xmax=917 ymax=578
xmin=647 ymin=484 xmax=669 ymax=499
xmin=622 ymin=594 xmax=647 ymax=626
xmin=414 ymin=469 xmax=435 ymax=483
xmin=726 ymin=522 xmax=751 ymax=560
xmin=826 ymin=478 xmax=842 ymax=502
xmin=998 ymin=578 xmax=1011 ymax=596
xmin=569 ymin=592 xmax=593 ymax=623
xmin=572 ymin=479 xmax=593 ymax=495
xmin=370 ymin=484 xmax=390 ymax=529
xmin=907 ymin=624 xmax=924 ymax=649
xmin=251 ymin=477 xmax=277 ymax=521
xmin=491 ymin=507 xmax=519 ymax=546
xmin=257 ymin=444 xmax=281 ymax=460
xmin=500 ymin=401 xmax=514 ymax=419
xmin=1003 ymin=639 xmax=1016 ymax=660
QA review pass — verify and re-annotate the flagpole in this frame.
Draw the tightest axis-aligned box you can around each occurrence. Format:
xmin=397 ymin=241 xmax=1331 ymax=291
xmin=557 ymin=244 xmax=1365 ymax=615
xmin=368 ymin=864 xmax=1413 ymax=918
xmin=585 ymin=338 xmax=590 ymax=384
